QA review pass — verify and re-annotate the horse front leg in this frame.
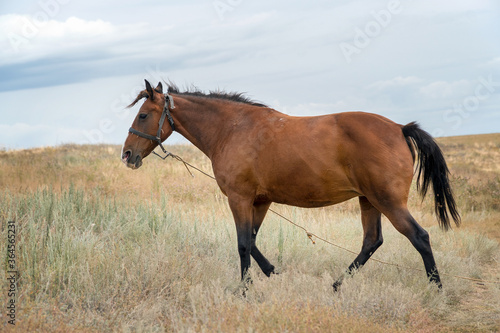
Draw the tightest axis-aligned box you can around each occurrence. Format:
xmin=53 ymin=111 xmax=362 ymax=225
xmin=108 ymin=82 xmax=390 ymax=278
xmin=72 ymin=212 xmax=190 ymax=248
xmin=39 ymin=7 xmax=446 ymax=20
xmin=250 ymin=201 xmax=276 ymax=277
xmin=228 ymin=196 xmax=254 ymax=283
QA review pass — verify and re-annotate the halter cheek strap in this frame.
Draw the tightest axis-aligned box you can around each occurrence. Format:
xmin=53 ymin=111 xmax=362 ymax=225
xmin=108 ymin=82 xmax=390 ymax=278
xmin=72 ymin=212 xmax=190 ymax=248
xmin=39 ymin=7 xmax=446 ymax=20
xmin=128 ymin=94 xmax=175 ymax=154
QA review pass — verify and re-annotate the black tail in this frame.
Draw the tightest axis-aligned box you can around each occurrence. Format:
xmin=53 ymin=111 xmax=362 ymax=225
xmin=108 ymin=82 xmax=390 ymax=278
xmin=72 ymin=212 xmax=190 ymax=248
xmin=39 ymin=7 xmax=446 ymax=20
xmin=402 ymin=122 xmax=461 ymax=230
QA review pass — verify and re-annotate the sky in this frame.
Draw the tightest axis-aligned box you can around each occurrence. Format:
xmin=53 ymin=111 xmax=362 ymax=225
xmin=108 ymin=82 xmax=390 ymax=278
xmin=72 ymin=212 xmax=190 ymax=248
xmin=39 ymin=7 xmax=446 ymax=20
xmin=0 ymin=0 xmax=499 ymax=149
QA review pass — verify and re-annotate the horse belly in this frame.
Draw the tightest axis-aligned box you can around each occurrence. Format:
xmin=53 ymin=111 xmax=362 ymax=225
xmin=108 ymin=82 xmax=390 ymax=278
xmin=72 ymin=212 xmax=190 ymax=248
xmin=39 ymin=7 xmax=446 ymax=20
xmin=259 ymin=167 xmax=359 ymax=208
xmin=270 ymin=192 xmax=359 ymax=208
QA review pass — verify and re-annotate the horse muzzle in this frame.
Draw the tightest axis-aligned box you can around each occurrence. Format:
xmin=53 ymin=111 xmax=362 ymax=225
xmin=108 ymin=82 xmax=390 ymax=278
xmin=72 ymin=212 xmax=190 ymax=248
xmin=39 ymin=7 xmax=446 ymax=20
xmin=122 ymin=150 xmax=143 ymax=169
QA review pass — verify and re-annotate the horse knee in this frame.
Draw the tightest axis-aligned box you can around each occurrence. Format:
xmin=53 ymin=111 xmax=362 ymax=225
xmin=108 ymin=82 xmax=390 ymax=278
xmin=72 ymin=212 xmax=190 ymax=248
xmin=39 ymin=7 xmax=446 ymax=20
xmin=362 ymin=234 xmax=383 ymax=255
xmin=238 ymin=243 xmax=251 ymax=258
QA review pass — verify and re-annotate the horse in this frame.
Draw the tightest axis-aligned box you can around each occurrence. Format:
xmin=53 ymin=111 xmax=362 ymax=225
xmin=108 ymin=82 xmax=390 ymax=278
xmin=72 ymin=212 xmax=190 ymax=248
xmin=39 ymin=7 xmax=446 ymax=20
xmin=121 ymin=79 xmax=460 ymax=291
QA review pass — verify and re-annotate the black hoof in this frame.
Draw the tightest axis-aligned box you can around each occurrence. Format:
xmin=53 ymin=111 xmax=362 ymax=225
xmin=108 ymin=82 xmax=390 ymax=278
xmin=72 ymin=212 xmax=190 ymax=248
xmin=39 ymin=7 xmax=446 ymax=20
xmin=332 ymin=281 xmax=342 ymax=292
xmin=263 ymin=264 xmax=276 ymax=277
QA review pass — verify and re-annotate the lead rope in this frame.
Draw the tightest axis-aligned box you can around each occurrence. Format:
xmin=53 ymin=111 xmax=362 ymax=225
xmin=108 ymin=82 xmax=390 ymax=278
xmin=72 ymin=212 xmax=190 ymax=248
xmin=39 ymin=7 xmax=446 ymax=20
xmin=155 ymin=150 xmax=500 ymax=286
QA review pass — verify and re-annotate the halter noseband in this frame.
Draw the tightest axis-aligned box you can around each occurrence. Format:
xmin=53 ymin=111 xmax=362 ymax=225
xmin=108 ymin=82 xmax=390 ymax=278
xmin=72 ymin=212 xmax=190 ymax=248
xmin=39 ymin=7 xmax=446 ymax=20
xmin=128 ymin=94 xmax=175 ymax=154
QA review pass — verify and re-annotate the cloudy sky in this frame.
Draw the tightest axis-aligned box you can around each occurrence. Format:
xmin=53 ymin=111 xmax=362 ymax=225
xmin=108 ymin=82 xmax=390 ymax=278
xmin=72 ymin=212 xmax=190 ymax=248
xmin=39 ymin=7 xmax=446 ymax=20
xmin=1 ymin=0 xmax=499 ymax=149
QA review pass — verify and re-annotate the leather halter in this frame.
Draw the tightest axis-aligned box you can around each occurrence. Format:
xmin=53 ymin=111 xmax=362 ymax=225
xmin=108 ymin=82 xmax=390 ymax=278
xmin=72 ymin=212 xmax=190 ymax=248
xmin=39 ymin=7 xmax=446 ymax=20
xmin=128 ymin=94 xmax=175 ymax=154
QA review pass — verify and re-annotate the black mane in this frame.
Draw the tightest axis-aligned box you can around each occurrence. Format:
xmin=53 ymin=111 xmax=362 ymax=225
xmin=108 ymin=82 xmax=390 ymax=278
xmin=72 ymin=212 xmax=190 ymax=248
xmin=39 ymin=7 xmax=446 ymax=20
xmin=166 ymin=83 xmax=268 ymax=108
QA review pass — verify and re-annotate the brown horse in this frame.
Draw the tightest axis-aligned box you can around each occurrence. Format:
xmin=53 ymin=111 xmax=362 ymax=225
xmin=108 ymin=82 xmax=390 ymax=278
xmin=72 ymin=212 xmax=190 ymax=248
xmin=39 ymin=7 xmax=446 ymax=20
xmin=122 ymin=80 xmax=460 ymax=290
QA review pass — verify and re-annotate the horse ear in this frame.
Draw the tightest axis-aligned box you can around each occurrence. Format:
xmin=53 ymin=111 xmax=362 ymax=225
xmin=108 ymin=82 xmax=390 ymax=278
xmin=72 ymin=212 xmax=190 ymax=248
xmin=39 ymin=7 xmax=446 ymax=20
xmin=145 ymin=79 xmax=154 ymax=100
xmin=155 ymin=82 xmax=163 ymax=94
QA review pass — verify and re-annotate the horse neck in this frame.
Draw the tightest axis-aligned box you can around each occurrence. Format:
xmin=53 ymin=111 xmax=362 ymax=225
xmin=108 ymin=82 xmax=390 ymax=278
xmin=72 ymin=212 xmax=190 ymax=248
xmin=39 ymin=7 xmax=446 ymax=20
xmin=169 ymin=95 xmax=235 ymax=158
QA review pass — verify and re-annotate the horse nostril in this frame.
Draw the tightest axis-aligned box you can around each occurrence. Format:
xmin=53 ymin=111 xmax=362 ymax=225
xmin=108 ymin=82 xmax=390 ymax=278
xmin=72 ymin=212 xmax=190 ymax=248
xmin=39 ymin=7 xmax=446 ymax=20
xmin=122 ymin=150 xmax=131 ymax=163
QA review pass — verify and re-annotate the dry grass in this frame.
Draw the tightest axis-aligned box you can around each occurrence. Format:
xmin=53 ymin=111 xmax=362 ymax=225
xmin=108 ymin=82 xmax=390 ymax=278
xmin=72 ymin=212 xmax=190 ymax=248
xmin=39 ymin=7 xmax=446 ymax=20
xmin=0 ymin=134 xmax=499 ymax=332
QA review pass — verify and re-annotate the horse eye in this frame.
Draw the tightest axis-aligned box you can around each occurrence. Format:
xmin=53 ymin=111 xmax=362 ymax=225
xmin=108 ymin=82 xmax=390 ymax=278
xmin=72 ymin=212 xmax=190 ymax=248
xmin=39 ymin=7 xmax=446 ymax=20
xmin=139 ymin=113 xmax=147 ymax=120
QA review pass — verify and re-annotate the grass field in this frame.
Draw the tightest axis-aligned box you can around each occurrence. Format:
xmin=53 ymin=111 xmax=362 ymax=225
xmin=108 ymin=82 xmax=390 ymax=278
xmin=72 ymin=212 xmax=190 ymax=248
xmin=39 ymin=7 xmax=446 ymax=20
xmin=1 ymin=133 xmax=499 ymax=332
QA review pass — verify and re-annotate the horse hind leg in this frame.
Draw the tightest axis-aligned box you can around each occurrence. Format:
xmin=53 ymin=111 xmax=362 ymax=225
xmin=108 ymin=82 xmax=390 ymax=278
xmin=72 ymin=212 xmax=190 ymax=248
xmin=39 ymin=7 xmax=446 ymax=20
xmin=333 ymin=196 xmax=383 ymax=291
xmin=384 ymin=207 xmax=442 ymax=288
